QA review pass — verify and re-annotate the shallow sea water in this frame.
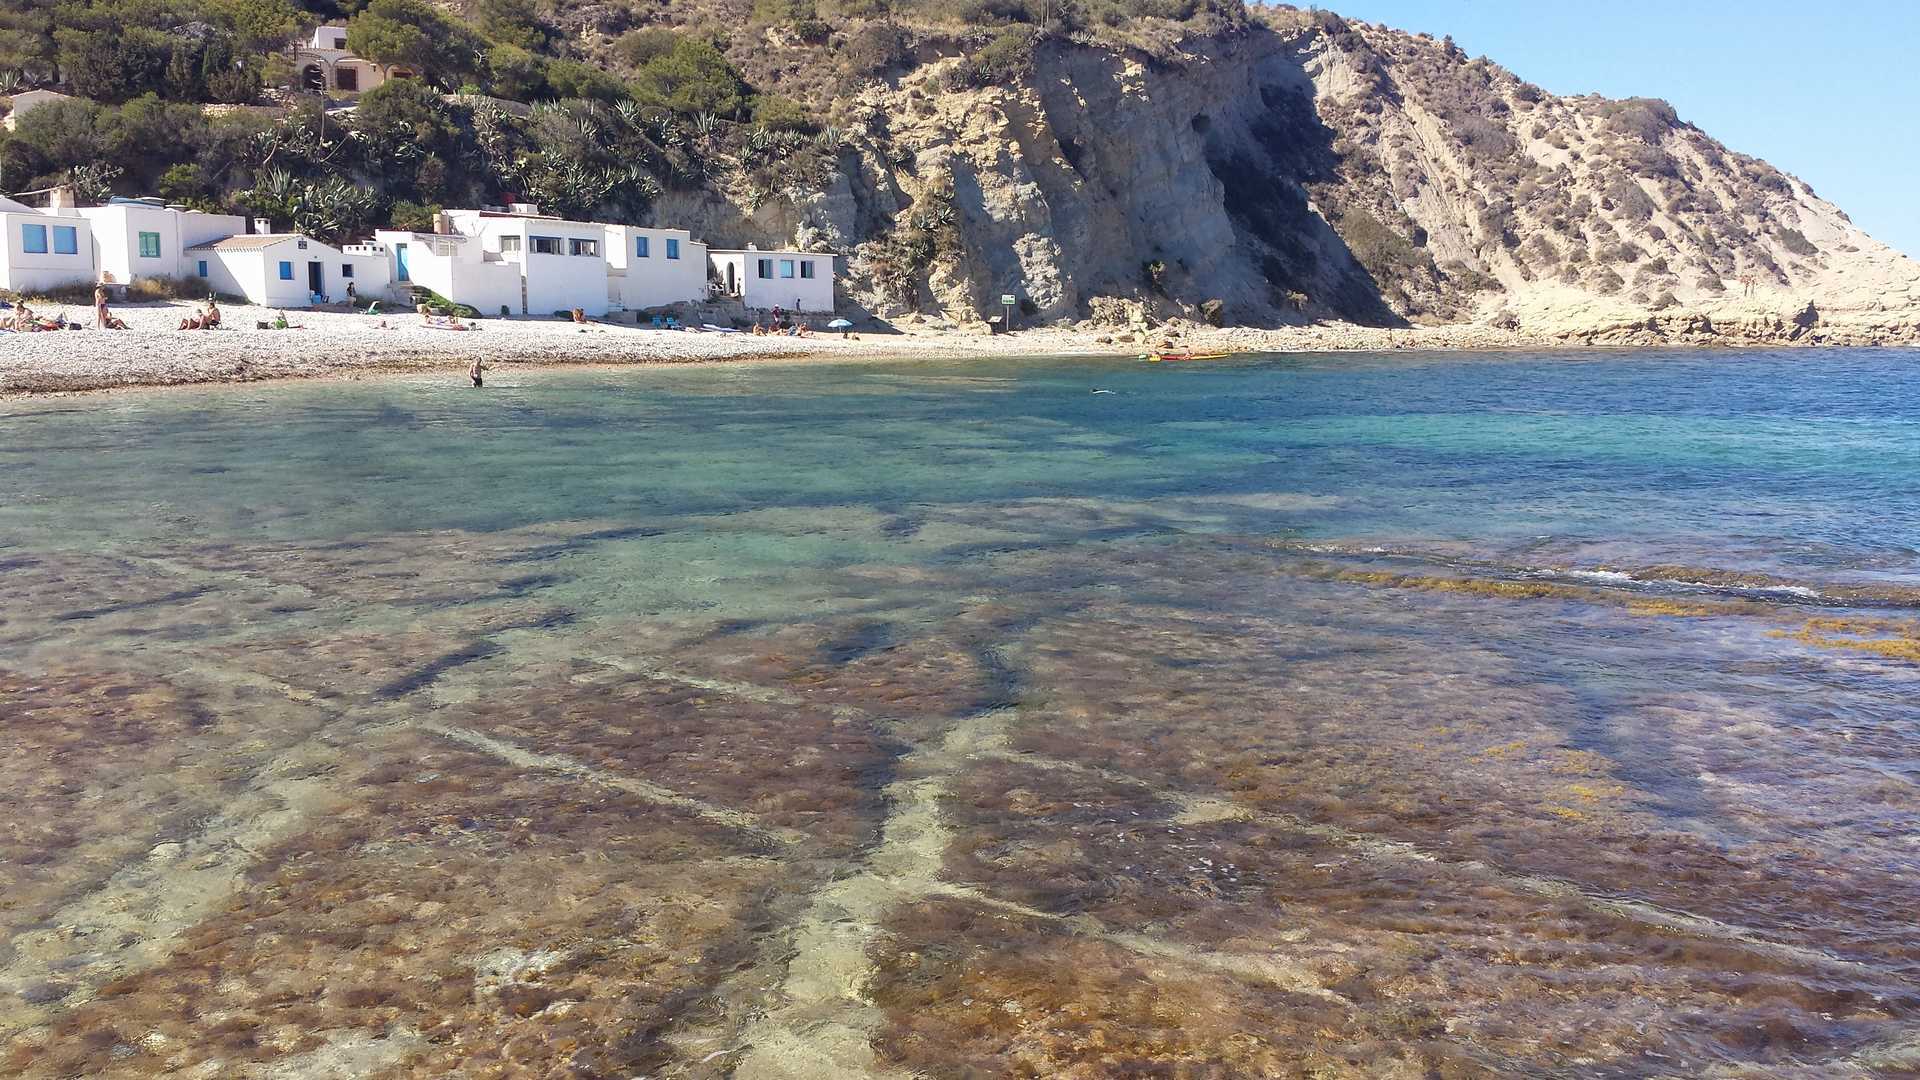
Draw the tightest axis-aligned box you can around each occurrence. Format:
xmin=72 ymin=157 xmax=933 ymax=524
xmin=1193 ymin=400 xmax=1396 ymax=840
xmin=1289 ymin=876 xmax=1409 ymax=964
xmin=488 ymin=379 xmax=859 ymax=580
xmin=2 ymin=348 xmax=1919 ymax=1078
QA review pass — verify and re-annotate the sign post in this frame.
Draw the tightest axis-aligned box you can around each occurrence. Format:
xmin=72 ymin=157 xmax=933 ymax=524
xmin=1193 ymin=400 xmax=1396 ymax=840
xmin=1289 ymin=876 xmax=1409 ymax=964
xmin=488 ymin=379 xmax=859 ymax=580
xmin=1001 ymin=293 xmax=1016 ymax=332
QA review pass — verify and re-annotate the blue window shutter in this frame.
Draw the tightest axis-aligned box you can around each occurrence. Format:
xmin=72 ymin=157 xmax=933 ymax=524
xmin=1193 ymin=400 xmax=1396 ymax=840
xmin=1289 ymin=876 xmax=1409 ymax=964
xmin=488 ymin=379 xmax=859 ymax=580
xmin=667 ymin=238 xmax=680 ymax=259
xmin=22 ymin=224 xmax=47 ymax=253
xmin=637 ymin=236 xmax=648 ymax=258
xmin=279 ymin=260 xmax=293 ymax=280
xmin=197 ymin=260 xmax=209 ymax=278
xmin=53 ymin=226 xmax=78 ymax=254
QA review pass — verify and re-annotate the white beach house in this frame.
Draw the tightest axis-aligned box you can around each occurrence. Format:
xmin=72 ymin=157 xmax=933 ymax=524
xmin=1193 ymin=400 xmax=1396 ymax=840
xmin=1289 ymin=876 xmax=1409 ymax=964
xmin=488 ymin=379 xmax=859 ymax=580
xmin=379 ymin=206 xmax=613 ymax=316
xmin=708 ymin=247 xmax=835 ymax=313
xmin=290 ymin=26 xmax=409 ymax=97
xmin=0 ymin=190 xmax=96 ymax=294
xmin=369 ymin=228 xmax=522 ymax=315
xmin=604 ymin=225 xmax=708 ymax=311
xmin=78 ymin=198 xmax=247 ymax=288
xmin=187 ymin=232 xmax=388 ymax=308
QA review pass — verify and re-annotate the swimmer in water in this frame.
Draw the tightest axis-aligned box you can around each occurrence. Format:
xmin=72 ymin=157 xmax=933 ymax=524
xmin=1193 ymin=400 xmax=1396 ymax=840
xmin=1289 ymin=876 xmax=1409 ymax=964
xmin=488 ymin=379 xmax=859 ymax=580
xmin=469 ymin=359 xmax=483 ymax=388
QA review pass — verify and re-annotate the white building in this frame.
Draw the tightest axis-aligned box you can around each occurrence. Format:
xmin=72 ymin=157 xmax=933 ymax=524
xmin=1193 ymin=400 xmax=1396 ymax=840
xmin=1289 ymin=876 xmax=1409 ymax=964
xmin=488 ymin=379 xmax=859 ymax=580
xmin=2 ymin=89 xmax=77 ymax=131
xmin=291 ymin=26 xmax=409 ymax=96
xmin=709 ymin=247 xmax=835 ymax=313
xmin=187 ymin=232 xmax=384 ymax=308
xmin=604 ymin=225 xmax=708 ymax=311
xmin=0 ymin=190 xmax=96 ymax=294
xmin=369 ymin=228 xmax=521 ymax=315
xmin=78 ymin=199 xmax=246 ymax=288
xmin=379 ymin=206 xmax=613 ymax=316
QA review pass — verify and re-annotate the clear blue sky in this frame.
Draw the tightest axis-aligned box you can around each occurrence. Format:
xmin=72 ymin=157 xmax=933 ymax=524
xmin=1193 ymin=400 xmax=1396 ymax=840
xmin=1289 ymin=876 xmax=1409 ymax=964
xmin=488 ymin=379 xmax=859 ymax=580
xmin=1318 ymin=1 xmax=1920 ymax=258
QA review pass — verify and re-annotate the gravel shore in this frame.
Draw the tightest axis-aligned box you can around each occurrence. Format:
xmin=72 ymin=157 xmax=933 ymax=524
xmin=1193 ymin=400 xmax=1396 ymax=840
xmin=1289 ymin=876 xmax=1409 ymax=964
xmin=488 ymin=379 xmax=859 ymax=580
xmin=6 ymin=297 xmax=1896 ymax=397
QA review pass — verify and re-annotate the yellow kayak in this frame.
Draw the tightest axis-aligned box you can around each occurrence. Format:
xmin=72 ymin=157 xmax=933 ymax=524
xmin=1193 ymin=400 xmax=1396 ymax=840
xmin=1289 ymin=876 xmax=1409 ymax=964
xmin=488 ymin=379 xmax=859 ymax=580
xmin=1140 ymin=350 xmax=1235 ymax=362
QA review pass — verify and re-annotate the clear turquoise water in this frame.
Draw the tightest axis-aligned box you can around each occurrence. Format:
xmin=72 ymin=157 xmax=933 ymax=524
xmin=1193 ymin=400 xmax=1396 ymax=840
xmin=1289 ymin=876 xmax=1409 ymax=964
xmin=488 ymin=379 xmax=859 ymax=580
xmin=6 ymin=349 xmax=1916 ymax=576
xmin=3 ymin=349 xmax=1919 ymax=1077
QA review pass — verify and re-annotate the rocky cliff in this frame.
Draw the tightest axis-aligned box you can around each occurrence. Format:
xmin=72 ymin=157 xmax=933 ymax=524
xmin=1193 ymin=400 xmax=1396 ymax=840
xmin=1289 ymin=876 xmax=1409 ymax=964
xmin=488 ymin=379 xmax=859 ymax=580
xmin=661 ymin=6 xmax=1920 ymax=342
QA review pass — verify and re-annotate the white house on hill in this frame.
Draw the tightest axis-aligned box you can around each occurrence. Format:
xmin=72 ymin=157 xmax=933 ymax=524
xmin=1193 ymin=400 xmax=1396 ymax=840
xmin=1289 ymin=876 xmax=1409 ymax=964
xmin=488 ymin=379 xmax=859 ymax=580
xmin=188 ymin=232 xmax=389 ymax=308
xmin=709 ymin=247 xmax=835 ymax=312
xmin=290 ymin=26 xmax=410 ymax=96
xmin=2 ymin=89 xmax=77 ymax=131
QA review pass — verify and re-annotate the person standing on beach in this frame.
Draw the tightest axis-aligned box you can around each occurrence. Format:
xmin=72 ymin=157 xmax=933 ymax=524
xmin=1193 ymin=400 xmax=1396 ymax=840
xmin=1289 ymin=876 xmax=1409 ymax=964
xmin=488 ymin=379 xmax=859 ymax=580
xmin=469 ymin=359 xmax=484 ymax=388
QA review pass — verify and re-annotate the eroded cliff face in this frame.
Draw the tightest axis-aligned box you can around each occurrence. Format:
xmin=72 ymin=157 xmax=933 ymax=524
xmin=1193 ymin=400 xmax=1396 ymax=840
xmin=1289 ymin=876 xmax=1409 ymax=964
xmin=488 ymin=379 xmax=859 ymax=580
xmin=693 ymin=12 xmax=1920 ymax=340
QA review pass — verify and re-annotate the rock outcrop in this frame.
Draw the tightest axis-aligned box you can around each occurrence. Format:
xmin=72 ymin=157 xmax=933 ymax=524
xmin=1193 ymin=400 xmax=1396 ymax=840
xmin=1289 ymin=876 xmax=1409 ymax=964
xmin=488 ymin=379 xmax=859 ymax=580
xmin=654 ymin=6 xmax=1920 ymax=340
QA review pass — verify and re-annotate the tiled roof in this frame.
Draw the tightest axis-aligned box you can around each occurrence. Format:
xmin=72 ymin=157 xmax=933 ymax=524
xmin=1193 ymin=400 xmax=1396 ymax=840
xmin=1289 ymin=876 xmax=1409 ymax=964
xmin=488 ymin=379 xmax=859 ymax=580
xmin=187 ymin=234 xmax=302 ymax=252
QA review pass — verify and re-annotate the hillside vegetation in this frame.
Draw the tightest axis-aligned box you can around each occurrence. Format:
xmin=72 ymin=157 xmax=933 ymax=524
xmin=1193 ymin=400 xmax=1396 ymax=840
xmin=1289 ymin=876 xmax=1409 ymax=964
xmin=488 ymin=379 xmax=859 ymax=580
xmin=2 ymin=0 xmax=1916 ymax=339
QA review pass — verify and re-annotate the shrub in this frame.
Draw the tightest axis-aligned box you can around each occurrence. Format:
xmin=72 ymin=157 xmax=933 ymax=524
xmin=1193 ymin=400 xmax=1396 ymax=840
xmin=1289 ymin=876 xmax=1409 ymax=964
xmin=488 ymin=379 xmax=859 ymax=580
xmin=945 ymin=27 xmax=1034 ymax=88
xmin=128 ymin=274 xmax=207 ymax=300
xmin=348 ymin=0 xmax=483 ymax=86
xmin=1595 ymin=97 xmax=1679 ymax=143
xmin=842 ymin=22 xmax=910 ymax=74
xmin=1337 ymin=208 xmax=1431 ymax=283
xmin=545 ymin=58 xmax=630 ymax=103
xmin=1603 ymin=176 xmax=1655 ymax=222
xmin=1774 ymin=226 xmax=1818 ymax=257
xmin=1592 ymin=267 xmax=1625 ymax=294
xmin=628 ymin=34 xmax=750 ymax=118
xmin=752 ymin=95 xmax=814 ymax=132
xmin=388 ymin=199 xmax=439 ymax=231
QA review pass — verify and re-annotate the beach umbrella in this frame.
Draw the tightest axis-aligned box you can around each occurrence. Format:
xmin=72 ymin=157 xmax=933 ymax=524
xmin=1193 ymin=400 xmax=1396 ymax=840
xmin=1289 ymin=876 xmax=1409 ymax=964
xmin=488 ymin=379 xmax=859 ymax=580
xmin=827 ymin=318 xmax=853 ymax=328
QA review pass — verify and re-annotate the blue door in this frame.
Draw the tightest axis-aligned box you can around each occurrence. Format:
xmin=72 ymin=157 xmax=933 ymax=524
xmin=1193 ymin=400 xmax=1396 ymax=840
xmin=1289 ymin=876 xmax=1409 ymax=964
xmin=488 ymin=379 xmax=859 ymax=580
xmin=395 ymin=243 xmax=410 ymax=282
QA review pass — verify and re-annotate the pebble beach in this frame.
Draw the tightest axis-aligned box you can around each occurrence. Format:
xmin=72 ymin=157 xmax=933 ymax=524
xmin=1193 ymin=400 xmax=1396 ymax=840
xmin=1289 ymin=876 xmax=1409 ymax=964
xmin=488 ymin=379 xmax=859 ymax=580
xmin=0 ymin=299 xmax=1563 ymax=396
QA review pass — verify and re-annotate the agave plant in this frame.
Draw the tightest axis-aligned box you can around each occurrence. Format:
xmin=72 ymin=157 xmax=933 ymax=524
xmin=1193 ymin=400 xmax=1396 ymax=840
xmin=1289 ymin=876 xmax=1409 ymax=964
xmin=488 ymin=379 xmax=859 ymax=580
xmin=694 ymin=112 xmax=722 ymax=139
xmin=0 ymin=70 xmax=22 ymax=97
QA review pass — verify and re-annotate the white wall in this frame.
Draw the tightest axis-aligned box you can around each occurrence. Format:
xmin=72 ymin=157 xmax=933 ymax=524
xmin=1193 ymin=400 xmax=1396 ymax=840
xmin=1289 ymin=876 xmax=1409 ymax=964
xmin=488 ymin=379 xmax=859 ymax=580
xmin=199 ymin=236 xmax=349 ymax=308
xmin=452 ymin=212 xmax=611 ymax=316
xmin=607 ymin=226 xmax=708 ymax=310
xmin=375 ymin=231 xmax=521 ymax=315
xmin=715 ymin=251 xmax=835 ymax=313
xmin=79 ymin=205 xmax=247 ymax=286
xmin=338 ymin=245 xmax=393 ymax=300
xmin=0 ymin=210 xmax=96 ymax=294
xmin=191 ymin=248 xmax=252 ymax=303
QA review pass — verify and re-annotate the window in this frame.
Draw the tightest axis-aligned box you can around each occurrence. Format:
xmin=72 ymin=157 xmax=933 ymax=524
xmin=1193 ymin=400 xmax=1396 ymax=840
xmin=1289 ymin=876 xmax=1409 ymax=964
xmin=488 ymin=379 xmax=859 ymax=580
xmin=21 ymin=223 xmax=46 ymax=254
xmin=666 ymin=238 xmax=680 ymax=259
xmin=332 ymin=35 xmax=346 ymax=48
xmin=635 ymin=236 xmax=649 ymax=258
xmin=279 ymin=260 xmax=294 ymax=280
xmin=137 ymin=231 xmax=160 ymax=258
xmin=531 ymin=235 xmax=561 ymax=254
xmin=780 ymin=259 xmax=795 ymax=279
xmin=800 ymin=261 xmax=816 ymax=279
xmin=757 ymin=258 xmax=773 ymax=279
xmin=340 ymin=263 xmax=354 ymax=278
xmin=335 ymin=68 xmax=357 ymax=91
xmin=54 ymin=226 xmax=79 ymax=255
xmin=296 ymin=239 xmax=308 ymax=249
xmin=196 ymin=260 xmax=209 ymax=278
xmin=569 ymin=237 xmax=598 ymax=257
xmin=395 ymin=243 xmax=409 ymax=280
xmin=500 ymin=235 xmax=521 ymax=253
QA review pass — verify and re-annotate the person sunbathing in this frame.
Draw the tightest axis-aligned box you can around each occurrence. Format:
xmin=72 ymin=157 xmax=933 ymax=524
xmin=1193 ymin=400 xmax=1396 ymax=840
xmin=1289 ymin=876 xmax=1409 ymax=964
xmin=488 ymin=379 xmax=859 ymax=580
xmin=13 ymin=301 xmax=35 ymax=332
xmin=203 ymin=300 xmax=221 ymax=328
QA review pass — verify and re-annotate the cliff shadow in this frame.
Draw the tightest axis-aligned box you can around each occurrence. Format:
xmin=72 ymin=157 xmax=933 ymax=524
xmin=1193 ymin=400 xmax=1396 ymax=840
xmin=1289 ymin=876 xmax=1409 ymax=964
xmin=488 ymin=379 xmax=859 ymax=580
xmin=1202 ymin=52 xmax=1409 ymax=329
